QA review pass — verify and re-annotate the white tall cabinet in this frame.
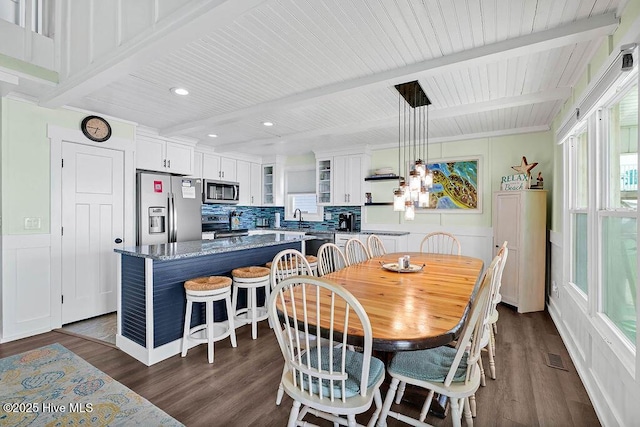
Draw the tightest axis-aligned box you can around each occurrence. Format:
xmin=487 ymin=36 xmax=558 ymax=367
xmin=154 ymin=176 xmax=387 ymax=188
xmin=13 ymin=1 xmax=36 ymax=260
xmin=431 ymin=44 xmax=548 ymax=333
xmin=492 ymin=190 xmax=547 ymax=313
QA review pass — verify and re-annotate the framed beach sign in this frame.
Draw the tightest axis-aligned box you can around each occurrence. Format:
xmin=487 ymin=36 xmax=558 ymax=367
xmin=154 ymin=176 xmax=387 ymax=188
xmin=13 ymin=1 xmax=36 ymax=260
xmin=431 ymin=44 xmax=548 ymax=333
xmin=418 ymin=157 xmax=481 ymax=213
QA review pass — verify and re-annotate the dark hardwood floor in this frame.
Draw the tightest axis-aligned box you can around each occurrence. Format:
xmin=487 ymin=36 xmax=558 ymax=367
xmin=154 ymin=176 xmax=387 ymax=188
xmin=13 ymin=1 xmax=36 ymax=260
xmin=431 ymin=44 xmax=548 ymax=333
xmin=0 ymin=305 xmax=600 ymax=426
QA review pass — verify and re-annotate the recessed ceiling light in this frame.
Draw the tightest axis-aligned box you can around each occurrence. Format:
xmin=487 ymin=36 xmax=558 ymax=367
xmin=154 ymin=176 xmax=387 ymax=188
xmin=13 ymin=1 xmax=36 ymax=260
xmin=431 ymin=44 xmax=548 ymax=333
xmin=263 ymin=121 xmax=274 ymax=126
xmin=208 ymin=134 xmax=218 ymax=138
xmin=171 ymin=87 xmax=189 ymax=96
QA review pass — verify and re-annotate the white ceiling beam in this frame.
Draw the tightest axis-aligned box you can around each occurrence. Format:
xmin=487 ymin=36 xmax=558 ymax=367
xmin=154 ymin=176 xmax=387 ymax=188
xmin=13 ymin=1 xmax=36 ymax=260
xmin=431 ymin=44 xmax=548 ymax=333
xmin=164 ymin=13 xmax=618 ymax=136
xmin=214 ymin=88 xmax=570 ymax=152
xmin=39 ymin=0 xmax=268 ymax=108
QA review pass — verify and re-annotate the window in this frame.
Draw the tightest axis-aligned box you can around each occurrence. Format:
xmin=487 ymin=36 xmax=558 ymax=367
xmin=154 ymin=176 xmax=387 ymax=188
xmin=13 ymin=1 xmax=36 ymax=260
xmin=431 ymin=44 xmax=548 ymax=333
xmin=564 ymin=74 xmax=638 ymax=355
xmin=569 ymin=128 xmax=589 ymax=295
xmin=599 ymin=83 xmax=638 ymax=345
xmin=284 ymin=166 xmax=323 ymax=222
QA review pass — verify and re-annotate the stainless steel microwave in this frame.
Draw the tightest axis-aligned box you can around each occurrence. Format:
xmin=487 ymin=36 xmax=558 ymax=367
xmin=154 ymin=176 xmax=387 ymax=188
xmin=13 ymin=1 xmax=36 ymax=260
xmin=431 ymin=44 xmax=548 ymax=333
xmin=203 ymin=180 xmax=239 ymax=204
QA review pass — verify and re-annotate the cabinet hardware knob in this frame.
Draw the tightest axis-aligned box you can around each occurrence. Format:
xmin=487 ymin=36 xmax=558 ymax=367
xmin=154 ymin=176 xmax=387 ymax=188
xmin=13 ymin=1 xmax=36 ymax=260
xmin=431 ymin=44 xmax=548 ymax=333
xmin=115 ymin=238 xmax=123 ymax=244
xmin=167 ymin=159 xmax=171 ymax=168
xmin=163 ymin=159 xmax=166 ymax=167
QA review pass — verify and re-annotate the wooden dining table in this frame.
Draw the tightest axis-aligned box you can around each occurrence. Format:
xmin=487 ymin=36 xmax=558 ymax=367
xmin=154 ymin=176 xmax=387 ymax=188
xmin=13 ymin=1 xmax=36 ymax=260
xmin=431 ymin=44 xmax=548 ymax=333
xmin=316 ymin=252 xmax=484 ymax=352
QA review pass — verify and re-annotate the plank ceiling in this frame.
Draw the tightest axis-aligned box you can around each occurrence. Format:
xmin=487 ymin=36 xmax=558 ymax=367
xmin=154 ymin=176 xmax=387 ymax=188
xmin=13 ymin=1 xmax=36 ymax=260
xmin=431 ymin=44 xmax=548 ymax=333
xmin=60 ymin=0 xmax=626 ymax=155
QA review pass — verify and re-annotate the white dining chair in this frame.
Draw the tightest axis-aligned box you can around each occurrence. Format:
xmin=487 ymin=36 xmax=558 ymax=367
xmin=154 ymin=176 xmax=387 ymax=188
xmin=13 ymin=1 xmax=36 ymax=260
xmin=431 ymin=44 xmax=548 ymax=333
xmin=316 ymin=243 xmax=347 ymax=276
xmin=269 ymin=249 xmax=314 ymax=406
xmin=367 ymin=234 xmax=386 ymax=257
xmin=381 ymin=256 xmax=498 ymax=427
xmin=420 ymin=231 xmax=462 ymax=255
xmin=268 ymin=275 xmax=385 ymax=427
xmin=344 ymin=238 xmax=371 ymax=265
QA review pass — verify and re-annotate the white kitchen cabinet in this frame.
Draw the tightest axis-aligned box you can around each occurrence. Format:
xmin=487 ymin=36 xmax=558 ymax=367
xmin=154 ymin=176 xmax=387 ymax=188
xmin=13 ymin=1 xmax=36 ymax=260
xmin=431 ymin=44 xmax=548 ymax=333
xmin=236 ymin=160 xmax=261 ymax=206
xmin=136 ymin=135 xmax=194 ymax=175
xmin=493 ymin=190 xmax=547 ymax=313
xmin=188 ymin=151 xmax=203 ymax=179
xmin=202 ymin=154 xmax=236 ymax=181
xmin=335 ymin=233 xmax=357 ymax=250
xmin=316 ymin=157 xmax=333 ymax=205
xmin=327 ymin=154 xmax=369 ymax=206
xmin=262 ymin=163 xmax=285 ymax=206
xmin=250 ymin=162 xmax=262 ymax=206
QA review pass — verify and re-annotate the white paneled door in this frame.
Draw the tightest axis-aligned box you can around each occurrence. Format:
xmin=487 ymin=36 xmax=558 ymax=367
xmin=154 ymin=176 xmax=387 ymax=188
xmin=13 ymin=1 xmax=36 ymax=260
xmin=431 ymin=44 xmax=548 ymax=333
xmin=61 ymin=142 xmax=124 ymax=324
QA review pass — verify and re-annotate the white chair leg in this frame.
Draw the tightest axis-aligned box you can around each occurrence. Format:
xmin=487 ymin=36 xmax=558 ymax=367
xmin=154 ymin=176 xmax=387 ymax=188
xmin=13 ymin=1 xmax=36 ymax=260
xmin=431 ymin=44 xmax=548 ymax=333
xmin=463 ymin=397 xmax=473 ymax=427
xmin=490 ymin=326 xmax=496 ymax=354
xmin=231 ymin=284 xmax=239 ymax=323
xmin=394 ymin=381 xmax=406 ymax=404
xmin=347 ymin=414 xmax=357 ymax=427
xmin=287 ymin=400 xmax=301 ymax=427
xmin=181 ymin=299 xmax=193 ymax=357
xmin=206 ymin=300 xmax=214 ymax=363
xmin=492 ymin=321 xmax=498 ymax=335
xmin=488 ymin=335 xmax=496 ymax=380
xmin=450 ymin=397 xmax=462 ymax=427
xmin=251 ymin=287 xmax=258 ymax=339
xmin=418 ymin=390 xmax=434 ymax=422
xmin=478 ymin=354 xmax=486 ymax=387
xmin=377 ymin=377 xmax=399 ymax=427
xmin=367 ymin=389 xmax=383 ymax=427
xmin=469 ymin=393 xmax=477 ymax=417
xmin=276 ymin=365 xmax=286 ymax=405
xmin=225 ymin=293 xmax=237 ymax=347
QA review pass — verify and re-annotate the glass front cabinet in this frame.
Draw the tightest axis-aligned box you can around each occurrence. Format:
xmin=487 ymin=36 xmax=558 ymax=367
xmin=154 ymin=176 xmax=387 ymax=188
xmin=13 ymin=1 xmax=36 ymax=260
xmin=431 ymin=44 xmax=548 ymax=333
xmin=317 ymin=158 xmax=332 ymax=205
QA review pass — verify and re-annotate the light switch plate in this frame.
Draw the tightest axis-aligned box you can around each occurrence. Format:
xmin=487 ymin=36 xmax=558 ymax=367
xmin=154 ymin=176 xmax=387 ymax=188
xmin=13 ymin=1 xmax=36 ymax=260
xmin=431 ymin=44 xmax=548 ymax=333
xmin=324 ymin=213 xmax=332 ymax=220
xmin=24 ymin=217 xmax=42 ymax=230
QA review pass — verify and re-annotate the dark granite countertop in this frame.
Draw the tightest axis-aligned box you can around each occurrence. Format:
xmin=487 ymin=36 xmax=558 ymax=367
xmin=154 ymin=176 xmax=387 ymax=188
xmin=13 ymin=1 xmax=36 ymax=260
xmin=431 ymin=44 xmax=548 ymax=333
xmin=115 ymin=233 xmax=315 ymax=261
xmin=254 ymin=227 xmax=409 ymax=236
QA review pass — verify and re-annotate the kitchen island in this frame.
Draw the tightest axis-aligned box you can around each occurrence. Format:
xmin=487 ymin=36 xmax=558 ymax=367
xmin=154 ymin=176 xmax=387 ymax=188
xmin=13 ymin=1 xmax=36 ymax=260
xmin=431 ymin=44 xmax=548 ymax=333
xmin=114 ymin=233 xmax=313 ymax=366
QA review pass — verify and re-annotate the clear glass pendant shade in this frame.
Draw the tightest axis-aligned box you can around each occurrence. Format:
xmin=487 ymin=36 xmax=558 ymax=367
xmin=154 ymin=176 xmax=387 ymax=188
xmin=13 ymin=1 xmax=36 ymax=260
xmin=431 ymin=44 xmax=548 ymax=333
xmin=404 ymin=202 xmax=415 ymax=220
xmin=409 ymin=170 xmax=421 ymax=192
xmin=393 ymin=189 xmax=405 ymax=211
xmin=424 ymin=170 xmax=434 ymax=188
xmin=418 ymin=189 xmax=429 ymax=208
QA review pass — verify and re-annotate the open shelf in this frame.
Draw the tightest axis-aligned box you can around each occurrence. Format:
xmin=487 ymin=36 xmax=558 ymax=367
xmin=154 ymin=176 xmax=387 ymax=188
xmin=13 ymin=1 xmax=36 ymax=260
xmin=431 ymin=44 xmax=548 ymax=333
xmin=364 ymin=175 xmax=403 ymax=181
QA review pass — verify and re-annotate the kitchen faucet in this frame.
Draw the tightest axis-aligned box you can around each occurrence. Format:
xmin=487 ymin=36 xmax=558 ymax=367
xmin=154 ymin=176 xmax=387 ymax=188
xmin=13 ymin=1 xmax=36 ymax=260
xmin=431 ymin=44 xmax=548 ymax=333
xmin=293 ymin=208 xmax=303 ymax=229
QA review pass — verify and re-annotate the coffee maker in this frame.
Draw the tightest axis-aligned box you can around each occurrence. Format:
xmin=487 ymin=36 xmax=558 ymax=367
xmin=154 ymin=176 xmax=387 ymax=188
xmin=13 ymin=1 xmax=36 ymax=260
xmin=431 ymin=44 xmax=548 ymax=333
xmin=337 ymin=212 xmax=354 ymax=231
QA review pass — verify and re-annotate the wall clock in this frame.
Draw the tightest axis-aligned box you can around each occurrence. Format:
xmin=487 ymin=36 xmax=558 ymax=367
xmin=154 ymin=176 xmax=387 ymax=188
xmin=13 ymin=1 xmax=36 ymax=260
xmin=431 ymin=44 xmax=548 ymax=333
xmin=81 ymin=115 xmax=112 ymax=142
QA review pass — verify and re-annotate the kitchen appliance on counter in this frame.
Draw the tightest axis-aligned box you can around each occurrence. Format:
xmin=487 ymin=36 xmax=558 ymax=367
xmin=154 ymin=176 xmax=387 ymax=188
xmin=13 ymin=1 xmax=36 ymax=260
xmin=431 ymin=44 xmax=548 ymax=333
xmin=136 ymin=172 xmax=202 ymax=245
xmin=202 ymin=215 xmax=249 ymax=239
xmin=256 ymin=218 xmax=271 ymax=227
xmin=337 ymin=213 xmax=354 ymax=232
xmin=203 ymin=180 xmax=240 ymax=204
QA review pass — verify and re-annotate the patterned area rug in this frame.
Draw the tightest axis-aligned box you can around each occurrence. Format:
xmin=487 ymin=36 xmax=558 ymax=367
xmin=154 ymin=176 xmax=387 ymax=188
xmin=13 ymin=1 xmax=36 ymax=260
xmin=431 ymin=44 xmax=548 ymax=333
xmin=0 ymin=343 xmax=183 ymax=426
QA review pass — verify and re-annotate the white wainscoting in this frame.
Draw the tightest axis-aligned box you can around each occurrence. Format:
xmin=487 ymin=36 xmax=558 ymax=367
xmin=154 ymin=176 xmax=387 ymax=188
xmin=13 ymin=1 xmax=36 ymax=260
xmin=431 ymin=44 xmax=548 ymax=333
xmin=547 ymin=231 xmax=640 ymax=427
xmin=363 ymin=223 xmax=494 ymax=268
xmin=1 ymin=234 xmax=52 ymax=343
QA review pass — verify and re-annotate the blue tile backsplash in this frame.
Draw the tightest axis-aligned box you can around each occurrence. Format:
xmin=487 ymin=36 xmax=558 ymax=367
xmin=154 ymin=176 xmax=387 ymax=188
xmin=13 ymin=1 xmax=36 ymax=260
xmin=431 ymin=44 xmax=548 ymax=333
xmin=201 ymin=204 xmax=361 ymax=231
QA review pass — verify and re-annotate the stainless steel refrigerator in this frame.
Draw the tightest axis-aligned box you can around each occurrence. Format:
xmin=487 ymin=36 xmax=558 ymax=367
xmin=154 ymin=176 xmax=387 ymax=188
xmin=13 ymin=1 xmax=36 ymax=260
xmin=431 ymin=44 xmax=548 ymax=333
xmin=136 ymin=172 xmax=202 ymax=245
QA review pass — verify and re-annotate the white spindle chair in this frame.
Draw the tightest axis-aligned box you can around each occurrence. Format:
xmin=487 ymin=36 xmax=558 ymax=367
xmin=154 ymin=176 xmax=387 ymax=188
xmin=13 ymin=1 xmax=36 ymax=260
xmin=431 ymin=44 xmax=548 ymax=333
xmin=317 ymin=243 xmax=347 ymax=277
xmin=379 ymin=256 xmax=498 ymax=427
xmin=366 ymin=234 xmax=386 ymax=257
xmin=270 ymin=249 xmax=313 ymax=406
xmin=344 ymin=238 xmax=371 ymax=266
xmin=420 ymin=232 xmax=462 ymax=255
xmin=268 ymin=276 xmax=385 ymax=427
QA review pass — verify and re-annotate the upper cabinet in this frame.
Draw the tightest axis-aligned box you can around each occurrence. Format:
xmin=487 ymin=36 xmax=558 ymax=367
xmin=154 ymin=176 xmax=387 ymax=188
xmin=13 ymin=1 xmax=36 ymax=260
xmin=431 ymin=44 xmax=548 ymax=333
xmin=236 ymin=160 xmax=262 ymax=206
xmin=317 ymin=158 xmax=333 ymax=205
xmin=262 ymin=160 xmax=286 ymax=206
xmin=202 ymin=154 xmax=237 ymax=181
xmin=136 ymin=133 xmax=194 ymax=175
xmin=315 ymin=152 xmax=370 ymax=206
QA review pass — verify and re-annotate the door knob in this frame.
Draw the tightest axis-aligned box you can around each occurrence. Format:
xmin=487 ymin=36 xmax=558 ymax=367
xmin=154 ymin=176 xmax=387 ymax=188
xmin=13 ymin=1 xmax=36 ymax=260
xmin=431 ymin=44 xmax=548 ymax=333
xmin=115 ymin=238 xmax=123 ymax=244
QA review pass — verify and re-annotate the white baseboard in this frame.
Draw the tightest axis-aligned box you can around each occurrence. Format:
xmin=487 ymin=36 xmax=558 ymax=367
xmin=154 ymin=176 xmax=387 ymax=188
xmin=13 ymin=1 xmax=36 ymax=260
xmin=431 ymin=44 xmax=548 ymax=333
xmin=0 ymin=326 xmax=53 ymax=344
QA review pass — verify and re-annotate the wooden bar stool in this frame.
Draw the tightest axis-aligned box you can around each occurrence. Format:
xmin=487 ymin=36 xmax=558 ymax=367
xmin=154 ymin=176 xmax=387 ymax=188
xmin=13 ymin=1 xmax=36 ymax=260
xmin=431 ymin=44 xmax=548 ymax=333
xmin=231 ymin=266 xmax=271 ymax=340
xmin=181 ymin=276 xmax=237 ymax=364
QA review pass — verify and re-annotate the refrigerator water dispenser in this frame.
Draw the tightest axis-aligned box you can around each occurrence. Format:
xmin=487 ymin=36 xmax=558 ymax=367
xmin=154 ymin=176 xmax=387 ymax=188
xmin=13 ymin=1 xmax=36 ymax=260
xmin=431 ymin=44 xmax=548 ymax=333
xmin=148 ymin=207 xmax=166 ymax=233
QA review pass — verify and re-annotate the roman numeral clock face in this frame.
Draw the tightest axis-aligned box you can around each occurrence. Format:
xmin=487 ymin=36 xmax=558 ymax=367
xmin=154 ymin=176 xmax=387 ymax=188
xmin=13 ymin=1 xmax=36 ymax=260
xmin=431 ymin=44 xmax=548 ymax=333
xmin=81 ymin=115 xmax=112 ymax=142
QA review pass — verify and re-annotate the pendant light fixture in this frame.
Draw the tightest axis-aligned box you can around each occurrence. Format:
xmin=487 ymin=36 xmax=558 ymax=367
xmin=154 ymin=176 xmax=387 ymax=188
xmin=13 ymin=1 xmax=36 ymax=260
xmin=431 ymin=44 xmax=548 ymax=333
xmin=393 ymin=80 xmax=432 ymax=220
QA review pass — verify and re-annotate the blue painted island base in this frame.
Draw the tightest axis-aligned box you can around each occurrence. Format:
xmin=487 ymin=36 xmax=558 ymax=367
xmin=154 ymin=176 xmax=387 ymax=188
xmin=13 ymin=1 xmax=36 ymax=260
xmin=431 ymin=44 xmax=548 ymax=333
xmin=115 ymin=235 xmax=308 ymax=366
